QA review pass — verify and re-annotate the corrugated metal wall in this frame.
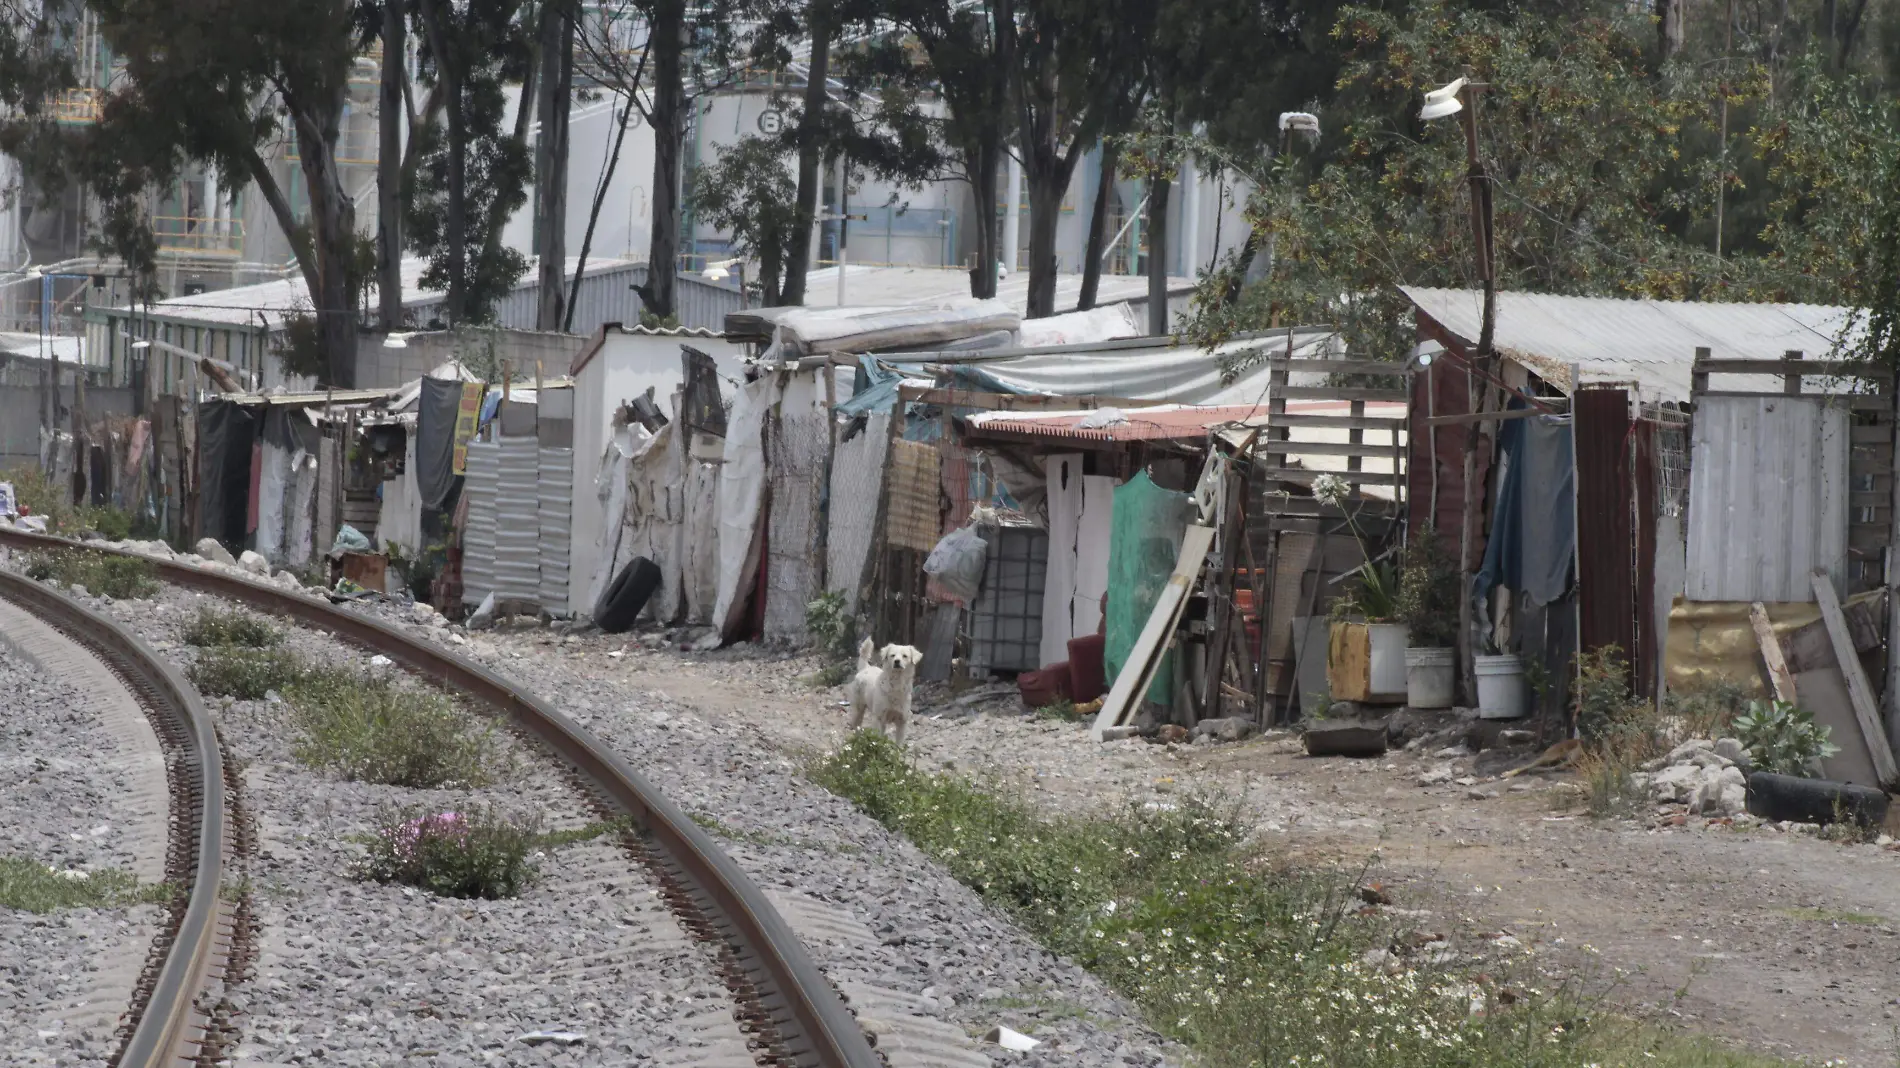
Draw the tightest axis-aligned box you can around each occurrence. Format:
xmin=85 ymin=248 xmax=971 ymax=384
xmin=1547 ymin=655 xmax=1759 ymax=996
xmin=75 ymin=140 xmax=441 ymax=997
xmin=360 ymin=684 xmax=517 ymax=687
xmin=406 ymin=264 xmax=743 ymax=334
xmin=1574 ymin=389 xmax=1635 ymax=663
xmin=1686 ymin=394 xmax=1848 ymax=602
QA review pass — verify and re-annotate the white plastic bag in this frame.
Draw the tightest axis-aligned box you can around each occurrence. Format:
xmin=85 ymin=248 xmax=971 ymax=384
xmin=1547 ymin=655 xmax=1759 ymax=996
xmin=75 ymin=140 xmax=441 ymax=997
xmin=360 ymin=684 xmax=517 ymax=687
xmin=923 ymin=525 xmax=989 ymax=601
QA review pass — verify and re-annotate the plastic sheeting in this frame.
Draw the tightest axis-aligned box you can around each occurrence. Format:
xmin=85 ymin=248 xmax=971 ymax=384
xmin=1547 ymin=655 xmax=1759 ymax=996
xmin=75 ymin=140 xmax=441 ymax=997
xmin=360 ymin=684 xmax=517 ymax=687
xmin=744 ymin=300 xmax=1021 ymax=358
xmin=1014 ymin=304 xmax=1141 ymax=347
xmin=196 ymin=400 xmax=257 ymax=547
xmin=827 ymin=412 xmax=892 ymax=616
xmin=417 ymin=378 xmax=464 ymax=509
xmin=711 ymin=375 xmax=781 ymax=639
xmin=1104 ymin=473 xmax=1193 ymax=706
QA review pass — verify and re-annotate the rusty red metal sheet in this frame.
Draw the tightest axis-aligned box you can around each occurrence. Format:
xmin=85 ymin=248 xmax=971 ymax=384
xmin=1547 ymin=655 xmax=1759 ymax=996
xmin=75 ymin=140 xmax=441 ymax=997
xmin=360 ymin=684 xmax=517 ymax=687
xmin=1575 ymin=388 xmax=1636 ymax=672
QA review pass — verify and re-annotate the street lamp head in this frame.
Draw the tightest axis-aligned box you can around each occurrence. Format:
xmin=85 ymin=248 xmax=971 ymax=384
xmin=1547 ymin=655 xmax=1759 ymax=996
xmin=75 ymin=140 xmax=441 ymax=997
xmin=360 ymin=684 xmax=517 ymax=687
xmin=702 ymin=257 xmax=741 ymax=283
xmin=383 ymin=332 xmax=416 ymax=350
xmin=1420 ymin=77 xmax=1467 ymax=121
xmin=1278 ymin=112 xmax=1320 ymax=134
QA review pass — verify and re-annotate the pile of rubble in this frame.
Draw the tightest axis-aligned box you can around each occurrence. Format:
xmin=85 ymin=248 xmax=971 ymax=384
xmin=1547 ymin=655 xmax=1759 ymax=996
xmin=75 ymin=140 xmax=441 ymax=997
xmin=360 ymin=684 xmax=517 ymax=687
xmin=1631 ymin=737 xmax=1751 ymax=817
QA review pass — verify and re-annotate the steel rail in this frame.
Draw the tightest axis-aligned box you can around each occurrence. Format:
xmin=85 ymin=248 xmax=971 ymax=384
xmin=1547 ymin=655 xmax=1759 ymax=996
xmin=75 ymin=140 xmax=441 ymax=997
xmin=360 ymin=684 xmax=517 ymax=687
xmin=0 ymin=564 xmax=228 ymax=1068
xmin=0 ymin=530 xmax=880 ymax=1068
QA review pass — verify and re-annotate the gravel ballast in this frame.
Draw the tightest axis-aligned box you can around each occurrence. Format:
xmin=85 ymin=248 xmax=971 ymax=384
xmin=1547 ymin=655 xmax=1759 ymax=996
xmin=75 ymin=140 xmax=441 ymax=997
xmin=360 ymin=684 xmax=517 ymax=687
xmin=0 ymin=609 xmax=168 ymax=1067
xmin=87 ymin=588 xmax=754 ymax=1068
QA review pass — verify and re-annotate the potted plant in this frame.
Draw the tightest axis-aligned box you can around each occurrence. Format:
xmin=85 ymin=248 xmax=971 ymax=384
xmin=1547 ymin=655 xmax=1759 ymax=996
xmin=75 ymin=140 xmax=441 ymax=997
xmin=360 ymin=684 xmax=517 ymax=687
xmin=1314 ymin=475 xmax=1407 ymax=701
xmin=1395 ymin=528 xmax=1458 ymax=709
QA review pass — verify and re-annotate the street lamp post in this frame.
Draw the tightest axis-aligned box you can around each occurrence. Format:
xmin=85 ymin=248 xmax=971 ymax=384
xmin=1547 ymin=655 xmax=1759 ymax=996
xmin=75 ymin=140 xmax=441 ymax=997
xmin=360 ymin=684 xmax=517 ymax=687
xmin=1420 ymin=76 xmax=1499 ymax=706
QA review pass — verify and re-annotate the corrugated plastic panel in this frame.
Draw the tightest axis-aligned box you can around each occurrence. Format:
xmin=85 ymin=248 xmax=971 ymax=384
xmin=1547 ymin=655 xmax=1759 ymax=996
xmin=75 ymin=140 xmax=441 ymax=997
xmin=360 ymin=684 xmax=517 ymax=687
xmin=493 ymin=434 xmax=542 ymax=602
xmin=1686 ymin=395 xmax=1848 ymax=602
xmin=537 ymin=447 xmax=574 ymax=613
xmin=461 ymin=441 xmax=499 ymax=605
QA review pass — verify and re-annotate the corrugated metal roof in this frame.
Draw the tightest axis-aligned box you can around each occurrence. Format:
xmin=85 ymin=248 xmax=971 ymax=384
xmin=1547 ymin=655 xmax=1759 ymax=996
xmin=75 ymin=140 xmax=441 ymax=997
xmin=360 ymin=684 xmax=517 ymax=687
xmin=1402 ymin=287 xmax=1865 ymax=402
xmin=965 ymin=403 xmax=1273 ymax=443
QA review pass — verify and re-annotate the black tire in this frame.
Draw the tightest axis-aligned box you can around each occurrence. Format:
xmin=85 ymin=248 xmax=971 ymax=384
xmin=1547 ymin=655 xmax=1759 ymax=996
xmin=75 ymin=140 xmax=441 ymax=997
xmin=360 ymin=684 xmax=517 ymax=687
xmin=1302 ymin=723 xmax=1388 ymax=758
xmin=1746 ymin=771 xmax=1889 ymax=827
xmin=593 ymin=557 xmax=662 ymax=634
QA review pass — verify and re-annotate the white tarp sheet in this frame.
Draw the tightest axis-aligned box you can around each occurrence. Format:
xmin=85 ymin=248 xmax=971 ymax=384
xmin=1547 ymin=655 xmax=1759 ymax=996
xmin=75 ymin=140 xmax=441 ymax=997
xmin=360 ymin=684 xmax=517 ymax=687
xmin=764 ymin=368 xmax=830 ymax=643
xmin=377 ymin=432 xmax=423 ymax=557
xmin=583 ymin=426 xmax=642 ymax=621
xmin=255 ymin=439 xmax=290 ymax=564
xmin=712 ymin=374 xmax=781 ymax=638
xmin=286 ymin=448 xmax=317 ymax=570
xmin=1040 ymin=453 xmax=1085 ymax=667
xmin=968 ymin=328 xmax=1338 ymax=405
xmin=621 ymin=422 xmax=686 ymax=623
xmin=1015 ymin=304 xmax=1141 ymax=348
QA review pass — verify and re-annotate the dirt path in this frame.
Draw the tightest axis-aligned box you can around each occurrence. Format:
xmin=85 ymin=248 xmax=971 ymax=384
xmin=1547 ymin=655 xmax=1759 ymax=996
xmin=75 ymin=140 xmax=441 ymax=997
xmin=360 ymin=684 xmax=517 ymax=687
xmin=497 ymin=632 xmax=1900 ymax=1067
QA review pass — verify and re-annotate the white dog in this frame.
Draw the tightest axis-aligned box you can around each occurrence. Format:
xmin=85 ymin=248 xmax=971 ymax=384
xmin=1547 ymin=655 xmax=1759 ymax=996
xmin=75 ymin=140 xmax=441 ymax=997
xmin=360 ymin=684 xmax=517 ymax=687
xmin=846 ymin=640 xmax=923 ymax=746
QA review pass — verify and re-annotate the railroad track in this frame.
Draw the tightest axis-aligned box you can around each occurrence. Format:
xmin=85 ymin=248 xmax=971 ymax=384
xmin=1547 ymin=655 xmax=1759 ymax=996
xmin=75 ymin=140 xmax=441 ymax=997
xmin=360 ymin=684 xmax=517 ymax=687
xmin=0 ymin=564 xmax=232 ymax=1068
xmin=0 ymin=529 xmax=882 ymax=1068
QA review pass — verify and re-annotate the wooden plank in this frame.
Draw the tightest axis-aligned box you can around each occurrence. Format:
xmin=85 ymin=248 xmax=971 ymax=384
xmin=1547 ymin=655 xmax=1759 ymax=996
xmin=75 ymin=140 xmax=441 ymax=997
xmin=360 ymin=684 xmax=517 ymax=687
xmin=1258 ymin=440 xmax=1398 ymax=458
xmin=1260 ymin=357 xmax=1405 ymax=376
xmin=1091 ymin=524 xmax=1218 ymax=739
xmin=1423 ymin=407 xmax=1550 ymax=428
xmin=1783 ymin=349 xmax=1804 ymax=395
xmin=1256 ymin=466 xmax=1404 ymax=486
xmin=1273 ymin=385 xmax=1409 ymax=403
xmin=1851 ymin=425 xmax=1892 ymax=444
xmin=1692 ymin=358 xmax=1891 ymax=379
xmin=1268 ymin=413 xmax=1409 ymax=431
xmin=1810 ymin=569 xmax=1898 ymax=784
xmin=1749 ymin=602 xmax=1798 ymax=704
xmin=1850 ymin=526 xmax=1894 ymax=553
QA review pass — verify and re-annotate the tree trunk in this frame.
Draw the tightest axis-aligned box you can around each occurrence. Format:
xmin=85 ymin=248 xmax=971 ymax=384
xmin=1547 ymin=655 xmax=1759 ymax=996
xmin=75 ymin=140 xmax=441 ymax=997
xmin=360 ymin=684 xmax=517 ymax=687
xmin=779 ymin=4 xmax=831 ymax=307
xmin=416 ymin=0 xmax=466 ymax=325
xmin=567 ymin=96 xmax=632 ymax=332
xmin=1657 ymin=0 xmax=1684 ymax=58
xmin=635 ymin=0 xmax=685 ymax=322
xmin=292 ymin=102 xmax=359 ymax=388
xmin=967 ymin=134 xmax=1000 ymax=299
xmin=1079 ymin=142 xmax=1117 ymax=310
xmin=1145 ymin=165 xmax=1170 ymax=336
xmin=377 ymin=0 xmax=404 ymax=329
xmin=534 ymin=1 xmax=573 ymax=331
xmin=1023 ymin=167 xmax=1067 ymax=319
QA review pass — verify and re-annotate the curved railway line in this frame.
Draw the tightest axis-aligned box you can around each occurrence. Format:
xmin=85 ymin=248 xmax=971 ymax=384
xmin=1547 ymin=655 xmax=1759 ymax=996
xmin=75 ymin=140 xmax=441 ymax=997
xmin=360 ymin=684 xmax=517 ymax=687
xmin=0 ymin=529 xmax=882 ymax=1068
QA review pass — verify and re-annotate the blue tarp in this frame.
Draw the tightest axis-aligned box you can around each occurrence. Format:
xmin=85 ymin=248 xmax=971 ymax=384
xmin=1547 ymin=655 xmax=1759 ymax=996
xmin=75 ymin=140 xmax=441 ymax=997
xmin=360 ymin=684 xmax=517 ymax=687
xmin=1475 ymin=409 xmax=1575 ymax=607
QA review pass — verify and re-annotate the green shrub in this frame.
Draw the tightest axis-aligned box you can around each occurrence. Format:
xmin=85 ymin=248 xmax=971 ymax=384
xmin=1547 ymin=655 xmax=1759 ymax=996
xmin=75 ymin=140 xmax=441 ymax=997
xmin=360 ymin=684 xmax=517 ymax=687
xmin=1395 ymin=526 xmax=1459 ymax=647
xmin=23 ymin=549 xmax=160 ymax=600
xmin=1663 ymin=676 xmax=1752 ymax=739
xmin=1731 ymin=698 xmax=1838 ymax=776
xmin=0 ymin=855 xmax=173 ymax=912
xmin=356 ymin=809 xmax=538 ymax=899
xmin=183 ymin=606 xmax=282 ymax=649
xmin=83 ymin=506 xmax=133 ymax=540
xmin=810 ymin=730 xmax=1793 ymax=1068
xmin=804 ymin=590 xmax=856 ymax=662
xmin=188 ymin=647 xmax=306 ymax=699
xmin=289 ymin=670 xmax=501 ymax=788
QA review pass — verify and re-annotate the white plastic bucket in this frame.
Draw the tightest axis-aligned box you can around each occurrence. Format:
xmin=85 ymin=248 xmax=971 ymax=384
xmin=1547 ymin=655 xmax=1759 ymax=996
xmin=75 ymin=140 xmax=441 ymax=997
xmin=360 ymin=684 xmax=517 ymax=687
xmin=1367 ymin=623 xmax=1410 ymax=699
xmin=1404 ymin=646 xmax=1456 ymax=709
xmin=1475 ymin=654 xmax=1528 ymax=719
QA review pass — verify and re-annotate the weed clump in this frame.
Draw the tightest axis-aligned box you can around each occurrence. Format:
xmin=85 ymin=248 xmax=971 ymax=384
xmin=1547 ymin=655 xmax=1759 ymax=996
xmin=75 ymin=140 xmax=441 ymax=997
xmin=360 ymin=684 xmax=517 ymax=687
xmin=23 ymin=549 xmax=159 ymax=600
xmin=810 ymin=730 xmax=1789 ymax=1068
xmin=356 ymin=809 xmax=538 ymax=899
xmin=183 ymin=606 xmax=282 ymax=649
xmin=188 ymin=647 xmax=306 ymax=700
xmin=0 ymin=855 xmax=173 ymax=912
xmin=289 ymin=670 xmax=502 ymax=788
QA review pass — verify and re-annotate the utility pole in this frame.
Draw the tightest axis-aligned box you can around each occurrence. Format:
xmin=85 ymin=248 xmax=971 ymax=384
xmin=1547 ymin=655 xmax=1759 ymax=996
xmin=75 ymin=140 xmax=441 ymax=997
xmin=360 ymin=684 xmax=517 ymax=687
xmin=1422 ymin=77 xmax=1496 ymax=704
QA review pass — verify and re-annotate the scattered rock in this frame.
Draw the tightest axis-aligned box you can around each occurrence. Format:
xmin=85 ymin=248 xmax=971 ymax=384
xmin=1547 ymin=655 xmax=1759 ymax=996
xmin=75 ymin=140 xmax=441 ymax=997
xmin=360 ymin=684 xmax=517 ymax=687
xmin=237 ymin=550 xmax=270 ymax=576
xmin=1417 ymin=765 xmax=1456 ymax=786
xmin=1357 ymin=882 xmax=1393 ymax=906
xmin=1467 ymin=788 xmax=1495 ymax=801
xmin=1153 ymin=723 xmax=1190 ymax=745
xmin=1498 ymin=729 xmax=1536 ymax=746
xmin=1099 ymin=725 xmax=1142 ymax=742
xmin=193 ymin=538 xmax=236 ymax=566
xmin=1189 ymin=716 xmax=1257 ymax=743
